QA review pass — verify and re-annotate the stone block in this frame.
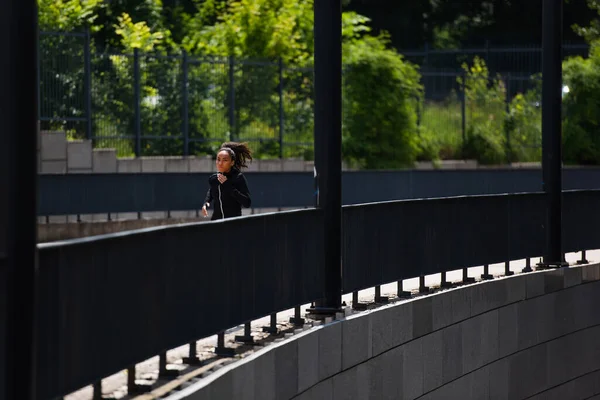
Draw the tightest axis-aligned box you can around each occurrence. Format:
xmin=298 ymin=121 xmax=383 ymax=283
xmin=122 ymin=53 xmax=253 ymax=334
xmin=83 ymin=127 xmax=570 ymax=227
xmin=41 ymin=131 xmax=67 ymax=161
xmin=37 ymin=216 xmax=47 ymax=224
xmin=462 ymin=311 xmax=499 ymax=373
xmin=275 ymin=339 xmax=298 ymax=399
xmin=544 ymin=269 xmax=565 ymax=294
xmin=41 ymin=160 xmax=67 ymax=174
xmin=422 ymin=330 xmax=443 ymax=393
xmin=318 ymin=322 xmax=342 ymax=381
xmin=412 ymin=296 xmax=433 ymax=338
xmin=141 ymin=157 xmax=166 ymax=172
xmin=367 ymin=346 xmax=403 ymax=399
xmin=282 ymin=159 xmax=305 ymax=171
xmin=207 ymin=370 xmax=233 ymax=399
xmin=582 ymin=263 xmax=600 ymax=282
xmin=259 ymin=159 xmax=283 ymax=172
xmin=450 ymin=286 xmax=472 ymax=323
xmin=525 ymin=272 xmax=545 ymax=299
xmin=297 ymin=332 xmax=319 ymax=393
xmin=92 ymin=149 xmax=117 ymax=173
xmin=371 ymin=301 xmax=413 ymax=357
xmin=165 ymin=157 xmax=190 ymax=172
xmin=254 ymin=349 xmax=276 ymax=400
xmin=508 ymin=343 xmax=548 ymax=400
xmin=231 ymin=361 xmax=255 ymax=400
xmin=115 ymin=212 xmax=139 ymax=221
xmin=546 ymin=329 xmax=586 ymax=386
xmin=470 ymin=279 xmax=507 ymax=316
xmin=432 ymin=291 xmax=453 ymax=331
xmin=402 ymin=338 xmax=424 ymax=399
xmin=169 ymin=211 xmax=195 ymax=219
xmin=189 ymin=156 xmax=214 ymax=172
xmin=469 ymin=365 xmax=490 ymax=399
xmin=528 ymin=371 xmax=598 ymax=400
xmin=488 ymin=358 xmax=509 ymax=400
xmin=68 ymin=168 xmax=92 ymax=174
xmin=441 ymin=323 xmax=463 ymax=383
xmin=505 ymin=274 xmax=526 ymax=303
xmin=118 ymin=158 xmax=142 ymax=173
xmin=342 ymin=313 xmax=372 ymax=370
xmin=67 ymin=140 xmax=92 ymax=170
xmin=563 ymin=266 xmax=582 ymax=288
xmin=142 ymin=211 xmax=167 ymax=219
xmin=498 ymin=303 xmax=519 ymax=358
xmin=553 ymin=288 xmax=576 ymax=337
xmin=304 ymin=380 xmax=333 ymax=400
xmin=332 ymin=363 xmax=370 ymax=400
xmin=48 ymin=216 xmax=67 ymax=224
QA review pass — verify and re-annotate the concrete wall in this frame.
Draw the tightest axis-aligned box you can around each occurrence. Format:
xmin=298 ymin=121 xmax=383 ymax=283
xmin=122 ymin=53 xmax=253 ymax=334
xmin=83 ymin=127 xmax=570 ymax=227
xmin=166 ymin=263 xmax=600 ymax=400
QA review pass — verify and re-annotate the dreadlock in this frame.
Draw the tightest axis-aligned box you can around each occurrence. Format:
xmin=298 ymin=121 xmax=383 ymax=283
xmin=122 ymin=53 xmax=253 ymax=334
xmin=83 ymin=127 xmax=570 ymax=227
xmin=219 ymin=142 xmax=253 ymax=170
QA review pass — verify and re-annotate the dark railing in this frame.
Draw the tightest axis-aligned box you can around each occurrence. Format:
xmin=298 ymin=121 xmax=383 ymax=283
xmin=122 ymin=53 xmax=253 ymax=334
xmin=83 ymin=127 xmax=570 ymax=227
xmin=36 ymin=209 xmax=325 ymax=399
xmin=35 ymin=189 xmax=600 ymax=399
xmin=38 ymin=168 xmax=600 ymax=215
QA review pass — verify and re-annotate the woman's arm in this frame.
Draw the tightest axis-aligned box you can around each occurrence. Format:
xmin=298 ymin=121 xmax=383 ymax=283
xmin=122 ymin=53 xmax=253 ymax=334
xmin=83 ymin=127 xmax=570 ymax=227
xmin=203 ymin=187 xmax=212 ymax=207
xmin=221 ymin=174 xmax=251 ymax=208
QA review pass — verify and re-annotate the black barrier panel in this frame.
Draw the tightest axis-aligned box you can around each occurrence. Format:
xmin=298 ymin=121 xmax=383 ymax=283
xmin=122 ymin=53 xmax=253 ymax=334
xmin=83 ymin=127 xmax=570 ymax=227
xmin=563 ymin=190 xmax=600 ymax=253
xmin=38 ymin=168 xmax=600 ymax=216
xmin=342 ymin=193 xmax=546 ymax=293
xmin=38 ymin=172 xmax=315 ymax=215
xmin=35 ymin=209 xmax=325 ymax=399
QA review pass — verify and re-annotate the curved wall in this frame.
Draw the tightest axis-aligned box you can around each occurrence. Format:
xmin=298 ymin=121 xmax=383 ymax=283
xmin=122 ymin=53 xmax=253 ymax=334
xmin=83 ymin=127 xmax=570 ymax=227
xmin=166 ymin=263 xmax=600 ymax=400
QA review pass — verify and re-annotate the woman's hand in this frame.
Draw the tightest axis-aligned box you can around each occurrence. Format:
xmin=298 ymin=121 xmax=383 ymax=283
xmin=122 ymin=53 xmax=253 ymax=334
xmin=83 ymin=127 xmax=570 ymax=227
xmin=202 ymin=203 xmax=209 ymax=217
xmin=217 ymin=174 xmax=228 ymax=184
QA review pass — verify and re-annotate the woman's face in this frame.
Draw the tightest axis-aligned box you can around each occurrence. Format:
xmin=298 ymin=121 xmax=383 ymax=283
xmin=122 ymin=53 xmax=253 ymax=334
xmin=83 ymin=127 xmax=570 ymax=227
xmin=216 ymin=150 xmax=234 ymax=173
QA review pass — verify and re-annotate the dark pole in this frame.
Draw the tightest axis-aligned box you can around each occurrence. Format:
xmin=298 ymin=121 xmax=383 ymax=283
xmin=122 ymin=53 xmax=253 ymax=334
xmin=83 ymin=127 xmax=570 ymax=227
xmin=84 ymin=26 xmax=93 ymax=141
xmin=311 ymin=0 xmax=342 ymax=312
xmin=182 ymin=51 xmax=189 ymax=156
xmin=134 ymin=48 xmax=141 ymax=157
xmin=278 ymin=58 xmax=285 ymax=159
xmin=228 ymin=56 xmax=236 ymax=141
xmin=540 ymin=0 xmax=565 ymax=267
xmin=0 ymin=0 xmax=38 ymax=398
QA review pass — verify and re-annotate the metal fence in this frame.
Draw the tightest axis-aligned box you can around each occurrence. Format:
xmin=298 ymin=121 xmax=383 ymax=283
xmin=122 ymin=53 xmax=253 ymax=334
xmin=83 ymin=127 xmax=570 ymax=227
xmin=39 ymin=31 xmax=572 ymax=163
xmin=35 ymin=189 xmax=600 ymax=399
xmin=401 ymin=41 xmax=589 ymax=75
xmin=37 ymin=168 xmax=600 ymax=216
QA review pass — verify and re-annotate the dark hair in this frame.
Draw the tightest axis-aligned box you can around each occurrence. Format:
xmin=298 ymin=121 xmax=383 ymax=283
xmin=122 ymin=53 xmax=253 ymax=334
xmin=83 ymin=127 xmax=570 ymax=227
xmin=219 ymin=142 xmax=253 ymax=170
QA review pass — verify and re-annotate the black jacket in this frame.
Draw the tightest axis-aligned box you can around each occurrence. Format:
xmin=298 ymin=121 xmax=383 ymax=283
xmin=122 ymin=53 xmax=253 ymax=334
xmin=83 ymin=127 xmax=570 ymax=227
xmin=204 ymin=169 xmax=251 ymax=220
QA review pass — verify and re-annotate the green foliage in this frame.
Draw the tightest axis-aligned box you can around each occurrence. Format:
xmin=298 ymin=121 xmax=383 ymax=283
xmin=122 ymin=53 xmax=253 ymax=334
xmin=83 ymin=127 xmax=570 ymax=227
xmin=342 ymin=34 xmax=422 ymax=169
xmin=505 ymin=80 xmax=542 ymax=162
xmin=562 ymin=41 xmax=600 ymax=164
xmin=38 ymin=0 xmax=104 ymax=31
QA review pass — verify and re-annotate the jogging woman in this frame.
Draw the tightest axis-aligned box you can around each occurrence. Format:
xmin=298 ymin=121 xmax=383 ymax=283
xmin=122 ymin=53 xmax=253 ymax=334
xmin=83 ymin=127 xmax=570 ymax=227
xmin=202 ymin=142 xmax=252 ymax=220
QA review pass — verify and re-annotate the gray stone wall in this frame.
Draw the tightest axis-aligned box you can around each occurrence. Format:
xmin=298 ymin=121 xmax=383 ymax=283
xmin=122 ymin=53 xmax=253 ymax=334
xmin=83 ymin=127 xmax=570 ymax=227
xmin=167 ymin=263 xmax=600 ymax=400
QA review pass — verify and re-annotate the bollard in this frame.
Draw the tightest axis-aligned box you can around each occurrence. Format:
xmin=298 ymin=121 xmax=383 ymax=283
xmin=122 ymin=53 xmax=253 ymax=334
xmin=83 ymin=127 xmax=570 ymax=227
xmin=92 ymin=381 xmax=102 ymax=400
xmin=522 ymin=258 xmax=533 ymax=273
xmin=262 ymin=313 xmax=279 ymax=334
xmin=440 ymin=271 xmax=452 ymax=288
xmin=182 ymin=340 xmax=202 ymax=365
xmin=159 ymin=351 xmax=179 ymax=379
xmin=397 ymin=280 xmax=411 ymax=298
xmin=374 ymin=285 xmax=389 ymax=303
xmin=352 ymin=290 xmax=368 ymax=310
xmin=577 ymin=250 xmax=589 ymax=265
xmin=289 ymin=306 xmax=305 ymax=326
xmin=504 ymin=261 xmax=515 ymax=276
xmin=462 ymin=267 xmax=476 ymax=284
xmin=127 ymin=365 xmax=151 ymax=394
xmin=234 ymin=322 xmax=255 ymax=344
xmin=419 ymin=276 xmax=430 ymax=293
xmin=214 ymin=331 xmax=235 ymax=357
xmin=481 ymin=264 xmax=493 ymax=280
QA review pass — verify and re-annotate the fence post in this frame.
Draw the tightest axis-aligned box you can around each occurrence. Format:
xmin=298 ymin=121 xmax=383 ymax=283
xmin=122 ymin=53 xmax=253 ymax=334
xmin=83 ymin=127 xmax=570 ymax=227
xmin=485 ymin=40 xmax=491 ymax=63
xmin=182 ymin=51 xmax=189 ymax=156
xmin=279 ymin=58 xmax=284 ymax=159
xmin=505 ymin=73 xmax=511 ymax=164
xmin=228 ymin=55 xmax=236 ymax=141
xmin=133 ymin=48 xmax=141 ymax=157
xmin=84 ymin=27 xmax=92 ymax=141
xmin=461 ymin=71 xmax=467 ymax=147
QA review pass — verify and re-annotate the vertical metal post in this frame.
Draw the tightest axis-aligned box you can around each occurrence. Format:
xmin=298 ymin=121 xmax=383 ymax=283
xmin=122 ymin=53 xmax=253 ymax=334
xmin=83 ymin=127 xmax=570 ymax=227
xmin=540 ymin=0 xmax=565 ymax=268
xmin=352 ymin=291 xmax=367 ymax=310
xmin=183 ymin=340 xmax=201 ymax=365
xmin=133 ymin=48 xmax=141 ymax=157
xmin=440 ymin=271 xmax=452 ymax=288
xmin=397 ymin=280 xmax=411 ymax=298
xmin=228 ymin=56 xmax=236 ymax=141
xmin=374 ymin=285 xmax=388 ymax=303
xmin=461 ymin=71 xmax=467 ymax=146
xmin=92 ymin=381 xmax=102 ymax=400
xmin=310 ymin=0 xmax=342 ymax=314
xmin=481 ymin=264 xmax=493 ymax=280
xmin=182 ymin=51 xmax=189 ymax=156
xmin=262 ymin=313 xmax=278 ymax=334
xmin=522 ymin=258 xmax=533 ymax=273
xmin=84 ymin=27 xmax=92 ymax=141
xmin=505 ymin=74 xmax=511 ymax=164
xmin=505 ymin=261 xmax=514 ymax=276
xmin=279 ymin=58 xmax=285 ymax=159
xmin=419 ymin=276 xmax=429 ymax=293
xmin=1 ymin=0 xmax=38 ymax=398
xmin=577 ymin=250 xmax=589 ymax=265
xmin=290 ymin=306 xmax=305 ymax=326
xmin=159 ymin=351 xmax=179 ymax=378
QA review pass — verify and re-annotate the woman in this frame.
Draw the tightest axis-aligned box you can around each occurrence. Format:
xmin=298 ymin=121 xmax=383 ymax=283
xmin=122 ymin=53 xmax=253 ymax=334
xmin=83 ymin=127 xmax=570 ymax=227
xmin=202 ymin=142 xmax=252 ymax=220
